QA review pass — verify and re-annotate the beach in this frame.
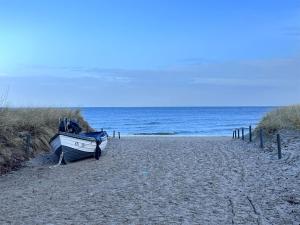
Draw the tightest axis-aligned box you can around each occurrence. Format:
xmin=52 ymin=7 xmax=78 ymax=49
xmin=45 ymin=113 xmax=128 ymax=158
xmin=0 ymin=136 xmax=299 ymax=224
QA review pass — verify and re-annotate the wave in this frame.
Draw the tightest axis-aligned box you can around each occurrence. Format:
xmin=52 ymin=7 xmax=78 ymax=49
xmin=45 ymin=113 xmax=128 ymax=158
xmin=144 ymin=122 xmax=161 ymax=125
xmin=124 ymin=122 xmax=161 ymax=126
xmin=133 ymin=132 xmax=177 ymax=135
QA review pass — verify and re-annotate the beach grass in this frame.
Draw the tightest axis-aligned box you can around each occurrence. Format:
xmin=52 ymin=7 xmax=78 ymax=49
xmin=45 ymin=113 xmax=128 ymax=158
xmin=0 ymin=108 xmax=93 ymax=174
xmin=255 ymin=105 xmax=300 ymax=134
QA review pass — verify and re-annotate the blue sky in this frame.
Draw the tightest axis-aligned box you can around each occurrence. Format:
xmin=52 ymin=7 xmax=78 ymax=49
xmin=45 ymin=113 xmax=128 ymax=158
xmin=0 ymin=0 xmax=299 ymax=106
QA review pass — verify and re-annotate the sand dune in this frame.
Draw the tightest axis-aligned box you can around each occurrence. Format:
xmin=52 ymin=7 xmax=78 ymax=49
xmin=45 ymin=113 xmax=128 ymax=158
xmin=0 ymin=137 xmax=299 ymax=224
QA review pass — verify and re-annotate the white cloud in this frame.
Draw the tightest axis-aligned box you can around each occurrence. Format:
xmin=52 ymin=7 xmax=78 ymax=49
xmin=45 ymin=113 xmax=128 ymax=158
xmin=191 ymin=78 xmax=282 ymax=87
xmin=0 ymin=72 xmax=8 ymax=76
xmin=1 ymin=56 xmax=299 ymax=106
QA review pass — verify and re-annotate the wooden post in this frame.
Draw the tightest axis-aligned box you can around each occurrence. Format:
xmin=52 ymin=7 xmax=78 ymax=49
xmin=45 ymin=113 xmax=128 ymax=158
xmin=259 ymin=128 xmax=264 ymax=148
xmin=237 ymin=129 xmax=240 ymax=139
xmin=242 ymin=128 xmax=244 ymax=140
xmin=118 ymin=132 xmax=120 ymax=139
xmin=232 ymin=131 xmax=234 ymax=139
xmin=277 ymin=134 xmax=282 ymax=159
xmin=26 ymin=134 xmax=31 ymax=157
xmin=234 ymin=130 xmax=236 ymax=139
xmin=113 ymin=131 xmax=115 ymax=138
xmin=249 ymin=125 xmax=252 ymax=142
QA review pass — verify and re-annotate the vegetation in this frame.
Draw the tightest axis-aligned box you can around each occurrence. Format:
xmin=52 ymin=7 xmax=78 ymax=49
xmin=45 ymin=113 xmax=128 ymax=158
xmin=255 ymin=105 xmax=300 ymax=134
xmin=0 ymin=108 xmax=93 ymax=174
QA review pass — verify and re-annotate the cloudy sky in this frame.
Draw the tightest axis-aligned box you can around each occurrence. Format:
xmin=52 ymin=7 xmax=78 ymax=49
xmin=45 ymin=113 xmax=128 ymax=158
xmin=0 ymin=0 xmax=299 ymax=107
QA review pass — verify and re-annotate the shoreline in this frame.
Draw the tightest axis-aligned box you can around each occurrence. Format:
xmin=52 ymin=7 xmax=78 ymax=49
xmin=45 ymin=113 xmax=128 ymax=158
xmin=115 ymin=134 xmax=231 ymax=137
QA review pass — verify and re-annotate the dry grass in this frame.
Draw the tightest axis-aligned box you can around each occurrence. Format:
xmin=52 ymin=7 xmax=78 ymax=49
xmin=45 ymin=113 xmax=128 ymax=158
xmin=0 ymin=108 xmax=93 ymax=174
xmin=255 ymin=105 xmax=300 ymax=134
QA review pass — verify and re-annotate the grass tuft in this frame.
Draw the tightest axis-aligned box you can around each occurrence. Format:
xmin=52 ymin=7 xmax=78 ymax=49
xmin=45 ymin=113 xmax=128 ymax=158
xmin=255 ymin=105 xmax=300 ymax=134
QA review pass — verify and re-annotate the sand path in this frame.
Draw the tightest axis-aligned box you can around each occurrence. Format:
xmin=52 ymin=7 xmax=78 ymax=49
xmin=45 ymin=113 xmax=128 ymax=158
xmin=0 ymin=137 xmax=299 ymax=224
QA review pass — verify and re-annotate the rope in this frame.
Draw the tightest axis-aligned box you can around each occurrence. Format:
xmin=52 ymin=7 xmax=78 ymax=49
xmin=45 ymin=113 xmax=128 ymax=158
xmin=49 ymin=151 xmax=64 ymax=168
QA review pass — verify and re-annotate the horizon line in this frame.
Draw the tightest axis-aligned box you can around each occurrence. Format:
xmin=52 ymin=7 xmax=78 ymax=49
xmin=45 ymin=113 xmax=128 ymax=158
xmin=6 ymin=105 xmax=281 ymax=108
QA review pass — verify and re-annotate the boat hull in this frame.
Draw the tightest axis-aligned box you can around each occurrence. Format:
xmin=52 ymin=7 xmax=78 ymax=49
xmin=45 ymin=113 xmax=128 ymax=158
xmin=50 ymin=133 xmax=107 ymax=163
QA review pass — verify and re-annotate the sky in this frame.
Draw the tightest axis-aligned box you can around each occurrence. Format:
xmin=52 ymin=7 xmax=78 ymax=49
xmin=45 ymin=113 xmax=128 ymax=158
xmin=0 ymin=0 xmax=299 ymax=107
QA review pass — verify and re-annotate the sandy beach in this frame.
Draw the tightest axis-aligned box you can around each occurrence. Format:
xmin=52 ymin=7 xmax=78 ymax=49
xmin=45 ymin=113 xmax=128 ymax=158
xmin=0 ymin=136 xmax=299 ymax=225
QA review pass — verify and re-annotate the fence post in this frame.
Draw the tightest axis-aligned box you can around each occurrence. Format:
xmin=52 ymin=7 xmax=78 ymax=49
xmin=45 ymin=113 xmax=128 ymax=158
xmin=242 ymin=128 xmax=244 ymax=140
xmin=277 ymin=134 xmax=282 ymax=159
xmin=237 ymin=129 xmax=240 ymax=139
xmin=113 ymin=130 xmax=115 ymax=138
xmin=259 ymin=128 xmax=264 ymax=148
xmin=26 ymin=134 xmax=31 ymax=157
xmin=118 ymin=132 xmax=120 ymax=139
xmin=249 ymin=125 xmax=252 ymax=142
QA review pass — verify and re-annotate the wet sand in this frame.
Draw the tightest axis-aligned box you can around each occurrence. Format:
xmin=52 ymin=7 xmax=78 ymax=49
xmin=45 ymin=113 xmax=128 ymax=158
xmin=0 ymin=137 xmax=299 ymax=224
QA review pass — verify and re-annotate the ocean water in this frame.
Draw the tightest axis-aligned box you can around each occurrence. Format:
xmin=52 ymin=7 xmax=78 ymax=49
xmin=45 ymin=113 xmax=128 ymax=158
xmin=81 ymin=107 xmax=275 ymax=136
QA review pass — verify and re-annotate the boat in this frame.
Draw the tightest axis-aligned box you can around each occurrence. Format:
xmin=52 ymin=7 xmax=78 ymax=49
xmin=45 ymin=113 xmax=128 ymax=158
xmin=50 ymin=119 xmax=108 ymax=164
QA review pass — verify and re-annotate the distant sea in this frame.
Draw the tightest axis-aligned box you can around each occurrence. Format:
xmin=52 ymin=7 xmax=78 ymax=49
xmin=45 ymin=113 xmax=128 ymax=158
xmin=81 ymin=107 xmax=276 ymax=136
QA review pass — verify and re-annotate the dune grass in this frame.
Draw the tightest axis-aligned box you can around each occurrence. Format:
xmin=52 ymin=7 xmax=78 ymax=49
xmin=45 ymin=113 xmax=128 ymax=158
xmin=255 ymin=105 xmax=300 ymax=134
xmin=0 ymin=108 xmax=93 ymax=174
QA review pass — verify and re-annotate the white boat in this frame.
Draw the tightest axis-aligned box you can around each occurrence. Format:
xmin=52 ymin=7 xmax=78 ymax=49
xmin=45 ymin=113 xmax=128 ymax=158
xmin=50 ymin=118 xmax=108 ymax=163
xmin=50 ymin=131 xmax=108 ymax=163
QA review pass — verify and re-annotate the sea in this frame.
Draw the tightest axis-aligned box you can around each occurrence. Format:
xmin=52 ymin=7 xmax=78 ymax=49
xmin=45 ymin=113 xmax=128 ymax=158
xmin=81 ymin=107 xmax=276 ymax=136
